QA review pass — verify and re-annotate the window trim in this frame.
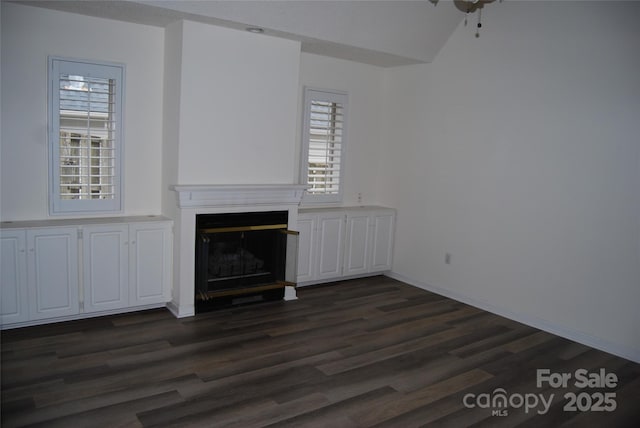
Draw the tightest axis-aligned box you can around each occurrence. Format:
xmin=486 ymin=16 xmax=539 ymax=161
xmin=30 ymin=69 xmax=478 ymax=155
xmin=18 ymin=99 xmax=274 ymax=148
xmin=48 ymin=56 xmax=125 ymax=216
xmin=299 ymin=87 xmax=348 ymax=205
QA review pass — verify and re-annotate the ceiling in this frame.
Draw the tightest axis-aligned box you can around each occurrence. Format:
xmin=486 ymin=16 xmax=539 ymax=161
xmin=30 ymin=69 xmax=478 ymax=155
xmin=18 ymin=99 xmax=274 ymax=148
xmin=15 ymin=0 xmax=465 ymax=67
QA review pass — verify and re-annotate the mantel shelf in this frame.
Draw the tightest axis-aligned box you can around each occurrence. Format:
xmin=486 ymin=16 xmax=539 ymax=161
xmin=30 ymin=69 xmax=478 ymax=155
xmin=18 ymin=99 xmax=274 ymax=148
xmin=170 ymin=184 xmax=307 ymax=209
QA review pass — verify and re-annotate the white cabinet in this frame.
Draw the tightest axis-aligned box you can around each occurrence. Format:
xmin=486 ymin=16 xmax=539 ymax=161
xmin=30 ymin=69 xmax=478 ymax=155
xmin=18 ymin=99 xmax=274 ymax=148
xmin=370 ymin=210 xmax=395 ymax=272
xmin=83 ymin=221 xmax=173 ymax=312
xmin=1 ymin=230 xmax=28 ymax=324
xmin=297 ymin=207 xmax=395 ymax=286
xmin=295 ymin=214 xmax=316 ymax=283
xmin=343 ymin=212 xmax=372 ymax=276
xmin=83 ymin=224 xmax=129 ymax=312
xmin=1 ymin=216 xmax=173 ymax=328
xmin=297 ymin=210 xmax=347 ymax=282
xmin=129 ymin=222 xmax=172 ymax=306
xmin=2 ymin=227 xmax=80 ymax=323
xmin=27 ymin=227 xmax=80 ymax=320
xmin=316 ymin=212 xmax=347 ymax=280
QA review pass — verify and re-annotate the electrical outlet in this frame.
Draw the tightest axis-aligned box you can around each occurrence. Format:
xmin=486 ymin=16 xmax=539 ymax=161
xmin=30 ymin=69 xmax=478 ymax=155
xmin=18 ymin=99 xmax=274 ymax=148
xmin=445 ymin=253 xmax=452 ymax=265
xmin=357 ymin=192 xmax=363 ymax=204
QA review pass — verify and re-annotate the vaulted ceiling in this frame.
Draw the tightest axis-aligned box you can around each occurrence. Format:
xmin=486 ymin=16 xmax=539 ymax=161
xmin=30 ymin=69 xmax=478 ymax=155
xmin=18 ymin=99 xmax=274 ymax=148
xmin=16 ymin=0 xmax=464 ymax=67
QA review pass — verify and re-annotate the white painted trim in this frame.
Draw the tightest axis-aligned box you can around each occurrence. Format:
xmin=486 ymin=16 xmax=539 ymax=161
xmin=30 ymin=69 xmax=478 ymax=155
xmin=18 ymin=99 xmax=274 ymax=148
xmin=166 ymin=300 xmax=194 ymax=318
xmin=284 ymin=286 xmax=298 ymax=301
xmin=385 ymin=272 xmax=640 ymax=364
xmin=297 ymin=271 xmax=388 ymax=288
xmin=170 ymin=184 xmax=307 ymax=209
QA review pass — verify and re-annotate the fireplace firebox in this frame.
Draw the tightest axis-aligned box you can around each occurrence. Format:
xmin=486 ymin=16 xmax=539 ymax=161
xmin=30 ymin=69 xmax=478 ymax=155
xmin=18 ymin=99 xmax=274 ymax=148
xmin=195 ymin=211 xmax=298 ymax=312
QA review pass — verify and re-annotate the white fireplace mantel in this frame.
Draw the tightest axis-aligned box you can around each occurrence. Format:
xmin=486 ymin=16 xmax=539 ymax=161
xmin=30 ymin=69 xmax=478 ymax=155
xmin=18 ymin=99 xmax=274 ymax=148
xmin=170 ymin=184 xmax=307 ymax=209
xmin=168 ymin=184 xmax=307 ymax=318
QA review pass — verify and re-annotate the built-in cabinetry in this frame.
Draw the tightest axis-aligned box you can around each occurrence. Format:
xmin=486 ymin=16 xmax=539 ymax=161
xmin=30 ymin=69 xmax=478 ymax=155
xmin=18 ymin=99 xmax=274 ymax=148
xmin=1 ymin=227 xmax=79 ymax=323
xmin=1 ymin=216 xmax=172 ymax=328
xmin=83 ymin=224 xmax=128 ymax=313
xmin=297 ymin=207 xmax=395 ymax=286
xmin=82 ymin=221 xmax=173 ymax=313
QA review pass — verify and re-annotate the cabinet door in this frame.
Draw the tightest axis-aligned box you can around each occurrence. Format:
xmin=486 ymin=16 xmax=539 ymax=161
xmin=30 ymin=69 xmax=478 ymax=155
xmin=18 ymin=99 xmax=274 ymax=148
xmin=343 ymin=213 xmax=371 ymax=276
xmin=316 ymin=213 xmax=346 ymax=280
xmin=296 ymin=214 xmax=317 ymax=282
xmin=129 ymin=222 xmax=172 ymax=305
xmin=27 ymin=227 xmax=79 ymax=320
xmin=1 ymin=230 xmax=29 ymax=324
xmin=371 ymin=211 xmax=395 ymax=272
xmin=83 ymin=224 xmax=129 ymax=312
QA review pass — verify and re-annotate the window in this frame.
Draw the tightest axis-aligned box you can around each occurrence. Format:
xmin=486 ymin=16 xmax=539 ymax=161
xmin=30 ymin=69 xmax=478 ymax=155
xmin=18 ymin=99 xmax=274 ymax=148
xmin=300 ymin=88 xmax=348 ymax=204
xmin=48 ymin=57 xmax=124 ymax=214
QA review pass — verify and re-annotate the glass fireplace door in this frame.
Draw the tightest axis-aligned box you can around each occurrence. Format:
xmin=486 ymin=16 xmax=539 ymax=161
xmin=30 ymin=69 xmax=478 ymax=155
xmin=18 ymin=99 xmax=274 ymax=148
xmin=195 ymin=224 xmax=298 ymax=302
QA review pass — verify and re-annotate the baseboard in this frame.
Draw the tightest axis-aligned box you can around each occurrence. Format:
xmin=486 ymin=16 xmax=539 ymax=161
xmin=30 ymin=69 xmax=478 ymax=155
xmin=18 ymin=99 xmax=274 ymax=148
xmin=284 ymin=286 xmax=298 ymax=301
xmin=0 ymin=303 xmax=167 ymax=330
xmin=297 ymin=272 xmax=387 ymax=288
xmin=166 ymin=300 xmax=195 ymax=318
xmin=385 ymin=271 xmax=640 ymax=364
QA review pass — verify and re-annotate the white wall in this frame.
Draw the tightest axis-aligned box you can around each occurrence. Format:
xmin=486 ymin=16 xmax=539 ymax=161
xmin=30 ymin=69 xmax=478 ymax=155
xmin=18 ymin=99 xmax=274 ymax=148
xmin=381 ymin=1 xmax=640 ymax=361
xmin=161 ymin=20 xmax=183 ymax=218
xmin=170 ymin=20 xmax=301 ymax=186
xmin=0 ymin=3 xmax=165 ymax=220
xmin=298 ymin=52 xmax=385 ymax=207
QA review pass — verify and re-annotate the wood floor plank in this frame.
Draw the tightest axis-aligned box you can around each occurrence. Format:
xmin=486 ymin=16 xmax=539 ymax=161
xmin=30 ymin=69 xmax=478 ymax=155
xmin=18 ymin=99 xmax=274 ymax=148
xmin=181 ymin=351 xmax=342 ymax=401
xmin=2 ymin=276 xmax=638 ymax=427
xmin=389 ymin=349 xmax=512 ymax=393
xmin=266 ymin=386 xmax=400 ymax=428
xmin=352 ymin=368 xmax=493 ymax=426
xmin=3 ymin=391 xmax=183 ymax=428
xmin=194 ymin=393 xmax=331 ymax=428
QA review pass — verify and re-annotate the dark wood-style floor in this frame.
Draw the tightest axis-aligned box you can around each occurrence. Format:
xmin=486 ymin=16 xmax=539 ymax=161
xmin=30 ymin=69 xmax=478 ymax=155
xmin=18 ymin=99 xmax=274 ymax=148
xmin=2 ymin=276 xmax=639 ymax=427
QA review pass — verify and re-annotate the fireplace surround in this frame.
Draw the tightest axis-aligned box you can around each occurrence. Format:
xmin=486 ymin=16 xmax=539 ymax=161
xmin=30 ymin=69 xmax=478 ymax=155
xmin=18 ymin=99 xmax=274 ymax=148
xmin=168 ymin=184 xmax=307 ymax=317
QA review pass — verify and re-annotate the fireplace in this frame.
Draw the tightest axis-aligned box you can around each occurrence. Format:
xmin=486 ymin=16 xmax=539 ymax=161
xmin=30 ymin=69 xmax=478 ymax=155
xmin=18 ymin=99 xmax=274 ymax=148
xmin=168 ymin=184 xmax=307 ymax=318
xmin=195 ymin=211 xmax=298 ymax=311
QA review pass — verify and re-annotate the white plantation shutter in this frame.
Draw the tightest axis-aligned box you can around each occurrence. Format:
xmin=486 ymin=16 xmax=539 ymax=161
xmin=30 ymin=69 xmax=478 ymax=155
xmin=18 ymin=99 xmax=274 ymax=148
xmin=49 ymin=58 xmax=124 ymax=214
xmin=301 ymin=88 xmax=348 ymax=204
